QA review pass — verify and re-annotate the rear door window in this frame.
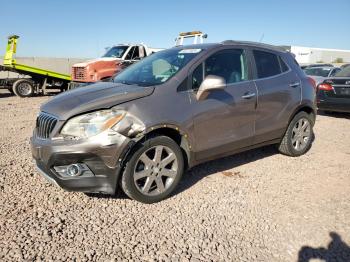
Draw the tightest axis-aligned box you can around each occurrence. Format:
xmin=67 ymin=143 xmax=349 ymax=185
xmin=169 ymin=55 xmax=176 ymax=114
xmin=253 ymin=50 xmax=283 ymax=78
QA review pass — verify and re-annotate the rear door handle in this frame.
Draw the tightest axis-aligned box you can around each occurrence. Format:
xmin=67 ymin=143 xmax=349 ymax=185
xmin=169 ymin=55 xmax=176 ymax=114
xmin=289 ymin=82 xmax=300 ymax=88
xmin=242 ymin=92 xmax=256 ymax=99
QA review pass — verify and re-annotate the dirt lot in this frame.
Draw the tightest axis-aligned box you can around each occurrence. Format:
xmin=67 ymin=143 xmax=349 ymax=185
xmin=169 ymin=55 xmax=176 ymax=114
xmin=0 ymin=89 xmax=349 ymax=261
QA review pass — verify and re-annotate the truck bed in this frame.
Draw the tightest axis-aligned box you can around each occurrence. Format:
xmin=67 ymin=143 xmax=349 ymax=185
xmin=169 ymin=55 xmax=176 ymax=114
xmin=2 ymin=63 xmax=71 ymax=81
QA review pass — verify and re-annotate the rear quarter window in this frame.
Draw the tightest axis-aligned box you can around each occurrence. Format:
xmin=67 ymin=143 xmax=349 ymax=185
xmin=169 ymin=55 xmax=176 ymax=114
xmin=279 ymin=57 xmax=289 ymax=72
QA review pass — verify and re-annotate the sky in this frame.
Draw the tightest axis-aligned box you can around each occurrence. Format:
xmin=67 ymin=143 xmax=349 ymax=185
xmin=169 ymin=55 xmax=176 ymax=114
xmin=1 ymin=0 xmax=350 ymax=58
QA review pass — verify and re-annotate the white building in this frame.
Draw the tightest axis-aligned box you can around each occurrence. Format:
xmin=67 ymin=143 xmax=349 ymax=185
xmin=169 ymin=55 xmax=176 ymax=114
xmin=282 ymin=46 xmax=350 ymax=65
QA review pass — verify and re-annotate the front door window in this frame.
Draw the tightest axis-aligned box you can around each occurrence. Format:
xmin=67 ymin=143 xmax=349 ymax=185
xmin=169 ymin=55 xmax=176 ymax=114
xmin=191 ymin=49 xmax=248 ymax=91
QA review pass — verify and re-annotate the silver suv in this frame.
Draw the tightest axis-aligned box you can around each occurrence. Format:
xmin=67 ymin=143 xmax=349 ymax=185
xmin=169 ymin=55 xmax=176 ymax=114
xmin=31 ymin=41 xmax=316 ymax=203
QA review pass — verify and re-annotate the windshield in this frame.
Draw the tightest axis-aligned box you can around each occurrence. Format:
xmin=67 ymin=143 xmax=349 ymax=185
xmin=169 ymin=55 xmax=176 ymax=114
xmin=304 ymin=67 xmax=331 ymax=77
xmin=102 ymin=46 xmax=128 ymax=58
xmin=113 ymin=48 xmax=202 ymax=86
xmin=334 ymin=66 xmax=350 ymax=77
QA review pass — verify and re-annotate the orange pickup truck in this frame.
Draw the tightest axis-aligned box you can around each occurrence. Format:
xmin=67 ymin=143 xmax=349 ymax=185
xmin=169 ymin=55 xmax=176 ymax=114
xmin=71 ymin=44 xmax=163 ymax=83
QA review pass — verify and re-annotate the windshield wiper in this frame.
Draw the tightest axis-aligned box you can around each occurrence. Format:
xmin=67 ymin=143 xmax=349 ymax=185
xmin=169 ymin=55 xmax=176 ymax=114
xmin=115 ymin=80 xmax=154 ymax=87
xmin=120 ymin=80 xmax=134 ymax=85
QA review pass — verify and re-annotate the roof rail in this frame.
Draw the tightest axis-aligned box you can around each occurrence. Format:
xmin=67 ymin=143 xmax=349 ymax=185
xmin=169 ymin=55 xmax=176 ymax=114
xmin=221 ymin=40 xmax=287 ymax=52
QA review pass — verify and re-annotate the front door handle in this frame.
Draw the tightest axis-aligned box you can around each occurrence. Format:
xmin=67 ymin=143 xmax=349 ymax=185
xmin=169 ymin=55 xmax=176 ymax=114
xmin=289 ymin=82 xmax=300 ymax=88
xmin=242 ymin=92 xmax=256 ymax=99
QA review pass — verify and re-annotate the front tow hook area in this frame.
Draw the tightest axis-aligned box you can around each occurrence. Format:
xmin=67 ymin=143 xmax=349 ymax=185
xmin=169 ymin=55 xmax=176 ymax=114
xmin=35 ymin=163 xmax=59 ymax=187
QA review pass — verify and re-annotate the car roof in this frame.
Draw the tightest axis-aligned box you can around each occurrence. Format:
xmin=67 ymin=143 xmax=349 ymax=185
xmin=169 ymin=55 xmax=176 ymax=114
xmin=173 ymin=41 xmax=287 ymax=53
xmin=172 ymin=43 xmax=220 ymax=50
xmin=221 ymin=40 xmax=288 ymax=53
xmin=304 ymin=66 xmax=334 ymax=70
xmin=307 ymin=64 xmax=334 ymax=67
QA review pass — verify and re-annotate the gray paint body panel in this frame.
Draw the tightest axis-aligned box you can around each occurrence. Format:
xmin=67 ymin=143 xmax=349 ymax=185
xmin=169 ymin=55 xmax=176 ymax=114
xmin=31 ymin=41 xmax=316 ymax=194
xmin=41 ymin=82 xmax=155 ymax=120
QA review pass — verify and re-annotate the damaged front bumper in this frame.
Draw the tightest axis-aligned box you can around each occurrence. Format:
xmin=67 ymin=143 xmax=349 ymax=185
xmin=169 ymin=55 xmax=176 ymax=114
xmin=30 ymin=130 xmax=133 ymax=194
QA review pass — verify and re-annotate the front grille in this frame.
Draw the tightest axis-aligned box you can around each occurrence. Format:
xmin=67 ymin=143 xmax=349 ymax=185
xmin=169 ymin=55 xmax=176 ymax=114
xmin=72 ymin=66 xmax=87 ymax=81
xmin=35 ymin=113 xmax=58 ymax=139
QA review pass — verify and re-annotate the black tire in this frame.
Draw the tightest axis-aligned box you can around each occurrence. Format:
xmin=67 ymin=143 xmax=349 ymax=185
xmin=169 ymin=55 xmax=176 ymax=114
xmin=278 ymin=112 xmax=314 ymax=157
xmin=121 ymin=136 xmax=184 ymax=204
xmin=13 ymin=79 xmax=34 ymax=97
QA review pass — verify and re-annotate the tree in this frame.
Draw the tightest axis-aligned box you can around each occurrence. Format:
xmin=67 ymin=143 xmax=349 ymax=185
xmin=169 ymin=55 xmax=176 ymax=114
xmin=333 ymin=58 xmax=344 ymax=63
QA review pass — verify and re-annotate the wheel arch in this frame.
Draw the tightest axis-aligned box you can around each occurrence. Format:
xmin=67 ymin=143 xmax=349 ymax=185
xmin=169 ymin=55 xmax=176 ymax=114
xmin=141 ymin=126 xmax=192 ymax=170
xmin=288 ymin=103 xmax=316 ymax=125
xmin=278 ymin=104 xmax=315 ymax=156
xmin=122 ymin=125 xmax=193 ymax=172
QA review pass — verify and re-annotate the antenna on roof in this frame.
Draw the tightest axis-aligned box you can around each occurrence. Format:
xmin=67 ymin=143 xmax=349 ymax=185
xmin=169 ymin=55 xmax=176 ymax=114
xmin=259 ymin=33 xmax=265 ymax=43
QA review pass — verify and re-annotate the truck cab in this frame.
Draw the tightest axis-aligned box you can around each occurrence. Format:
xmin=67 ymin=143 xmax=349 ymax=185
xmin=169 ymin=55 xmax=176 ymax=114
xmin=71 ymin=44 xmax=161 ymax=83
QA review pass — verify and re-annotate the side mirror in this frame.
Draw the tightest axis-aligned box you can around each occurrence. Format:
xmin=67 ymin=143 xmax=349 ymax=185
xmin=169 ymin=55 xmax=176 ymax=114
xmin=196 ymin=75 xmax=226 ymax=101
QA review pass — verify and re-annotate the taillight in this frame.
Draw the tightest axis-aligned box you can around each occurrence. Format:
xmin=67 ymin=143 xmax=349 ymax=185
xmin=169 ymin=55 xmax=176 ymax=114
xmin=308 ymin=77 xmax=316 ymax=90
xmin=317 ymin=83 xmax=334 ymax=91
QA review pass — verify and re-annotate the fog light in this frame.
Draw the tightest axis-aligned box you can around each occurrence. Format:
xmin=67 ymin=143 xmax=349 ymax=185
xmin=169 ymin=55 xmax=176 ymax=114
xmin=67 ymin=164 xmax=82 ymax=177
xmin=53 ymin=163 xmax=93 ymax=177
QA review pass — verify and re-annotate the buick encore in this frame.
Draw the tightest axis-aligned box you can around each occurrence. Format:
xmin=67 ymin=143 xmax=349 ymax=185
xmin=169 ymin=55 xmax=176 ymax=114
xmin=31 ymin=41 xmax=316 ymax=203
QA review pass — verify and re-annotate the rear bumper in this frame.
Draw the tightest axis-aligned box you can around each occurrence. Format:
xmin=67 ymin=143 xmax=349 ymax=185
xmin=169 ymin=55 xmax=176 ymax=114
xmin=30 ymin=132 xmax=132 ymax=194
xmin=317 ymin=93 xmax=350 ymax=113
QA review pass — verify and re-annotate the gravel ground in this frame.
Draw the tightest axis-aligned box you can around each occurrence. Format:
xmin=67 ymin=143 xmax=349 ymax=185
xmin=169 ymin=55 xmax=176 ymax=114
xmin=0 ymin=89 xmax=350 ymax=261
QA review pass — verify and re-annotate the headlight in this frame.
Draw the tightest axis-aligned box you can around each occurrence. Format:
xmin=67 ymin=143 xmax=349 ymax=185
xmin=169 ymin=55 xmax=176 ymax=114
xmin=61 ymin=110 xmax=125 ymax=138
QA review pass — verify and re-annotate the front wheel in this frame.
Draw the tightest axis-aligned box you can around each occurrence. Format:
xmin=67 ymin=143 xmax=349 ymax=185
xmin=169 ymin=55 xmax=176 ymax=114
xmin=278 ymin=112 xmax=314 ymax=156
xmin=13 ymin=79 xmax=34 ymax=97
xmin=121 ymin=136 xmax=184 ymax=203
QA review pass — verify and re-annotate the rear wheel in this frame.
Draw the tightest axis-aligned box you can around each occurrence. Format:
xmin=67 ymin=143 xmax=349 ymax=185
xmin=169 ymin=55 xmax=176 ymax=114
xmin=121 ymin=136 xmax=184 ymax=203
xmin=278 ymin=112 xmax=314 ymax=156
xmin=13 ymin=79 xmax=34 ymax=97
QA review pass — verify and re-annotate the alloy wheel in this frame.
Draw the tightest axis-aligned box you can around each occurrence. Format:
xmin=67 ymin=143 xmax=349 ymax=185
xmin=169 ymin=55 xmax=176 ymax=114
xmin=133 ymin=145 xmax=178 ymax=196
xmin=291 ymin=118 xmax=311 ymax=151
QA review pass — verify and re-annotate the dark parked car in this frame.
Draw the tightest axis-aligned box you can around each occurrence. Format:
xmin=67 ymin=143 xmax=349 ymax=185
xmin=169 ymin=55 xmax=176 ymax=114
xmin=31 ymin=41 xmax=316 ymax=203
xmin=340 ymin=63 xmax=350 ymax=69
xmin=317 ymin=66 xmax=350 ymax=113
xmin=301 ymin=63 xmax=334 ymax=69
xmin=304 ymin=66 xmax=341 ymax=85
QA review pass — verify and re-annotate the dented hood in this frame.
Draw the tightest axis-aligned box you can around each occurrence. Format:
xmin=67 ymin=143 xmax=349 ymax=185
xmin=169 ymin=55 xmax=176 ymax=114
xmin=41 ymin=82 xmax=154 ymax=120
